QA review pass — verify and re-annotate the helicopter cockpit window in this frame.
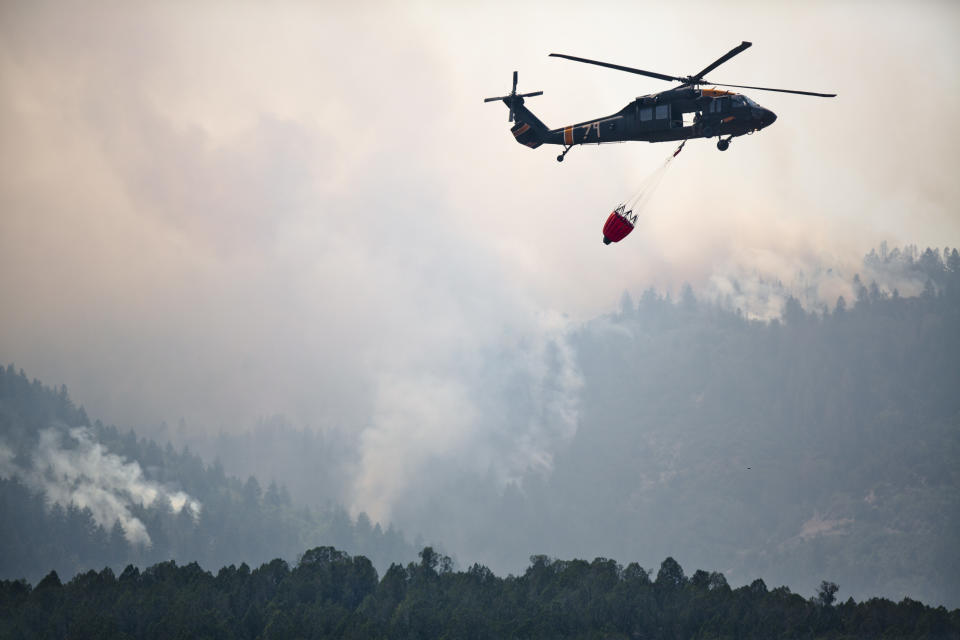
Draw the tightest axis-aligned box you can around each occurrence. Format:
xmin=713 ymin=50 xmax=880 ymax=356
xmin=743 ymin=96 xmax=759 ymax=107
xmin=640 ymin=107 xmax=653 ymax=122
xmin=732 ymin=96 xmax=747 ymax=107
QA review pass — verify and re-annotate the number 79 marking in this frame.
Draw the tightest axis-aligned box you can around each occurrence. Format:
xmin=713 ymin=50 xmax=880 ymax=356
xmin=582 ymin=122 xmax=601 ymax=142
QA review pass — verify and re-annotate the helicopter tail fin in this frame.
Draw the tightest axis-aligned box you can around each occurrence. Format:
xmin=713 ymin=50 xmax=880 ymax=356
xmin=509 ymin=102 xmax=549 ymax=149
xmin=484 ymin=72 xmax=547 ymax=149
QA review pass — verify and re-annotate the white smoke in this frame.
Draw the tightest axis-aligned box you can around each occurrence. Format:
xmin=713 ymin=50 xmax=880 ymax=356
xmin=703 ymin=249 xmax=851 ymax=320
xmin=698 ymin=244 xmax=935 ymax=321
xmin=351 ymin=310 xmax=583 ymax=523
xmin=0 ymin=427 xmax=201 ymax=546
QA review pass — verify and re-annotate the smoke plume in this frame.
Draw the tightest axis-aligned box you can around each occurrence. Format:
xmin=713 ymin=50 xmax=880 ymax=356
xmin=351 ymin=310 xmax=582 ymax=523
xmin=0 ymin=427 xmax=201 ymax=546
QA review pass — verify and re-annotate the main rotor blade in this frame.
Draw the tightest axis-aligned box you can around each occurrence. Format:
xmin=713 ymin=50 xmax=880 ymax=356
xmin=512 ymin=70 xmax=518 ymax=94
xmin=549 ymin=53 xmax=680 ymax=83
xmin=691 ymin=41 xmax=752 ymax=81
xmin=705 ymin=81 xmax=836 ymax=97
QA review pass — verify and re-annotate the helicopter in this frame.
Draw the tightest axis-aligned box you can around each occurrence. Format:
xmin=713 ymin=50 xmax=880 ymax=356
xmin=484 ymin=41 xmax=835 ymax=161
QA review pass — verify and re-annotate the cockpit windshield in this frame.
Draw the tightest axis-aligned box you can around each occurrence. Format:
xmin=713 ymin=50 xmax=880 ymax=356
xmin=743 ymin=96 xmax=760 ymax=108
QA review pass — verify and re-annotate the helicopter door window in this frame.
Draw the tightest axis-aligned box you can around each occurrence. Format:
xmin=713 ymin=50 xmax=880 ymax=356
xmin=655 ymin=105 xmax=669 ymax=119
xmin=710 ymin=98 xmax=730 ymax=113
xmin=640 ymin=107 xmax=653 ymax=122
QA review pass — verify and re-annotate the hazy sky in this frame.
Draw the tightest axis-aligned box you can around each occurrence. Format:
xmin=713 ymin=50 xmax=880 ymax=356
xmin=2 ymin=1 xmax=958 ymax=520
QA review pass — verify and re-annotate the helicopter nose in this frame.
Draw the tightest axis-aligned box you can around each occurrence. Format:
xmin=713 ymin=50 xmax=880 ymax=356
xmin=755 ymin=107 xmax=777 ymax=128
xmin=752 ymin=107 xmax=777 ymax=129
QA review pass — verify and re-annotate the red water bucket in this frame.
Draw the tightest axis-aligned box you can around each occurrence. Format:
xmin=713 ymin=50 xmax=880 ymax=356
xmin=602 ymin=210 xmax=634 ymax=244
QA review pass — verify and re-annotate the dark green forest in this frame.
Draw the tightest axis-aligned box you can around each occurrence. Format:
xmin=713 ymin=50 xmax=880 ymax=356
xmin=1 ymin=546 xmax=958 ymax=639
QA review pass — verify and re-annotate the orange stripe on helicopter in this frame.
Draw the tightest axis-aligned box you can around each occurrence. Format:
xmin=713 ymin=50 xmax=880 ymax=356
xmin=563 ymin=126 xmax=573 ymax=145
xmin=512 ymin=123 xmax=531 ymax=137
xmin=722 ymin=116 xmax=735 ymax=123
xmin=701 ymin=88 xmax=735 ymax=97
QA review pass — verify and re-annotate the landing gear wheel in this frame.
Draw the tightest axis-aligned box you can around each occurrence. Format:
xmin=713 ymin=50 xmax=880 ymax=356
xmin=717 ymin=138 xmax=730 ymax=151
xmin=556 ymin=155 xmax=564 ymax=162
xmin=557 ymin=145 xmax=573 ymax=163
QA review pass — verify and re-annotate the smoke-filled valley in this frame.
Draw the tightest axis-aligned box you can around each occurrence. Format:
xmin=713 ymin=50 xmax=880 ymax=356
xmin=2 ymin=245 xmax=958 ymax=610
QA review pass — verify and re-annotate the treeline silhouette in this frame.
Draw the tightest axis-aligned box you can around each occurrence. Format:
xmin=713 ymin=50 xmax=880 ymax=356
xmin=1 ymin=546 xmax=957 ymax=639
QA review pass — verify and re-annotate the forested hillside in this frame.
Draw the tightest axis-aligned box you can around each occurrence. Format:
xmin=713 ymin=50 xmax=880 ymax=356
xmin=1 ymin=546 xmax=957 ymax=639
xmin=140 ymin=416 xmax=359 ymax=513
xmin=0 ymin=366 xmax=415 ymax=584
xmin=398 ymin=246 xmax=960 ymax=607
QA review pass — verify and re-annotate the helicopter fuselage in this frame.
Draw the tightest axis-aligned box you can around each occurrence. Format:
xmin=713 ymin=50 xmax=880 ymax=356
xmin=490 ymin=43 xmax=831 ymax=159
xmin=532 ymin=88 xmax=776 ymax=148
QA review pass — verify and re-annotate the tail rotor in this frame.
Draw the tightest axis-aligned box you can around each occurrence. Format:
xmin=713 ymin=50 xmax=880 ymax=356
xmin=484 ymin=71 xmax=542 ymax=122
